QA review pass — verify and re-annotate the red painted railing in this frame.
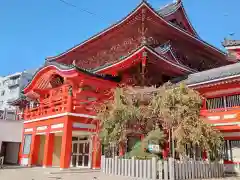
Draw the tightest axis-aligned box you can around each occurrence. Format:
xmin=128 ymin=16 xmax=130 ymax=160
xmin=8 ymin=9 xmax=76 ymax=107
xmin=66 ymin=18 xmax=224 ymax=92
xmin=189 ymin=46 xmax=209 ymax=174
xmin=24 ymin=85 xmax=69 ymax=120
xmin=200 ymin=106 xmax=240 ymax=124
xmin=23 ymin=85 xmax=103 ymax=120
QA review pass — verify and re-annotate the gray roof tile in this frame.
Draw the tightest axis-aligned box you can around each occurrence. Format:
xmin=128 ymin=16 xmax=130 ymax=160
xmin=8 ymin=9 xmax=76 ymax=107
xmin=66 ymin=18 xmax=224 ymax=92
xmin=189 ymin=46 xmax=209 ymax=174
xmin=157 ymin=2 xmax=180 ymax=17
xmin=173 ymin=62 xmax=240 ymax=85
xmin=222 ymin=39 xmax=240 ymax=47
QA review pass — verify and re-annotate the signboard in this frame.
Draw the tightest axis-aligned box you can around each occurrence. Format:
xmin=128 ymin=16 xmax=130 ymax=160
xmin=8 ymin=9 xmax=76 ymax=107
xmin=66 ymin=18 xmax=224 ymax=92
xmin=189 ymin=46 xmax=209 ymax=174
xmin=148 ymin=144 xmax=161 ymax=154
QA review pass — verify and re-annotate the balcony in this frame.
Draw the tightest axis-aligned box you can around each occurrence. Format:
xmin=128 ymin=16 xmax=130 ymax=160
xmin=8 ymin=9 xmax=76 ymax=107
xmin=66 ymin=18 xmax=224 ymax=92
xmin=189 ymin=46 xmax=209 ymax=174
xmin=0 ymin=109 xmax=18 ymax=121
xmin=23 ymin=85 xmax=99 ymax=121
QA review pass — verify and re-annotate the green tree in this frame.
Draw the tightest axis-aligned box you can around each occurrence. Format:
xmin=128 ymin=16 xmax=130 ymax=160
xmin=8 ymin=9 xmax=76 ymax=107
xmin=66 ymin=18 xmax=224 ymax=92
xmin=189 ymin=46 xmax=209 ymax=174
xmin=150 ymin=83 xmax=223 ymax=159
xmin=97 ymin=86 xmax=164 ymax=157
xmin=125 ymin=128 xmax=165 ymax=159
xmin=97 ymin=84 xmax=223 ymax=160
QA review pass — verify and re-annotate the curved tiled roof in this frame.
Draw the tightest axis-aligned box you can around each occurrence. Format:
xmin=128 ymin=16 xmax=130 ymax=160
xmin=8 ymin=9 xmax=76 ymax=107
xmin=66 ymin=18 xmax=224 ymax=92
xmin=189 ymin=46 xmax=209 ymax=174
xmin=173 ymin=62 xmax=240 ymax=86
xmin=23 ymin=61 xmax=121 ymax=92
xmin=93 ymin=45 xmax=195 ymax=74
xmin=46 ymin=1 xmax=226 ymax=65
xmin=43 ymin=61 xmax=121 ymax=82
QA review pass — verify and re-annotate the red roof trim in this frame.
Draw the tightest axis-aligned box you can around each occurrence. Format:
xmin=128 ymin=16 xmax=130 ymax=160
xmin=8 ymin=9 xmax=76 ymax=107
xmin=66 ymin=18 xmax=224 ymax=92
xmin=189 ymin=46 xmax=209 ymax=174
xmin=23 ymin=65 xmax=76 ymax=94
xmin=179 ymin=2 xmax=199 ymax=37
xmin=96 ymin=45 xmax=195 ymax=74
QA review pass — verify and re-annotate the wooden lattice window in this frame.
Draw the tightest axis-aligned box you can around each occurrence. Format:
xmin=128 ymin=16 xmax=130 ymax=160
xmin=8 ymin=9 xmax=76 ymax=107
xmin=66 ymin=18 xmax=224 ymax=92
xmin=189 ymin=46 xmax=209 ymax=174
xmin=50 ymin=75 xmax=64 ymax=88
xmin=226 ymin=94 xmax=240 ymax=107
xmin=206 ymin=97 xmax=225 ymax=110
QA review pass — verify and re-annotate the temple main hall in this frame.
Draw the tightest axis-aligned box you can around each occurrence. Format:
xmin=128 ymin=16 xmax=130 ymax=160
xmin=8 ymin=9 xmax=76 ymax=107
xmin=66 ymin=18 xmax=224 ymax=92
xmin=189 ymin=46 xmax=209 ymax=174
xmin=11 ymin=1 xmax=240 ymax=170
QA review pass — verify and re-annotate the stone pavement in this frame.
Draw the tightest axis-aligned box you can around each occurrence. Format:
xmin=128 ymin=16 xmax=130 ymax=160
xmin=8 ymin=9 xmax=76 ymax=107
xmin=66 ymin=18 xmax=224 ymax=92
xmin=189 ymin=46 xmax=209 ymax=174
xmin=0 ymin=166 xmax=239 ymax=180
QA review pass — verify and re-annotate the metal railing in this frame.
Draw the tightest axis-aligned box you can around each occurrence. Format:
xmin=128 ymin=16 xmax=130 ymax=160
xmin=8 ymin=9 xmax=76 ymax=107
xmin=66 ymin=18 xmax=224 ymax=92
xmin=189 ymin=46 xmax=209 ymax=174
xmin=0 ymin=156 xmax=4 ymax=168
xmin=0 ymin=109 xmax=18 ymax=121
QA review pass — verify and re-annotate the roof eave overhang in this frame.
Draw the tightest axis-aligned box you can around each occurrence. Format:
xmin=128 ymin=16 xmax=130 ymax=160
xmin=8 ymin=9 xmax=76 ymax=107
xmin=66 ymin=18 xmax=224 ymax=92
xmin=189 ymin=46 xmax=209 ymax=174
xmin=187 ymin=74 xmax=240 ymax=89
xmin=95 ymin=45 xmax=195 ymax=74
xmin=23 ymin=65 xmax=76 ymax=94
xmin=179 ymin=2 xmax=199 ymax=37
xmin=24 ymin=63 xmax=120 ymax=95
xmin=159 ymin=0 xmax=198 ymax=37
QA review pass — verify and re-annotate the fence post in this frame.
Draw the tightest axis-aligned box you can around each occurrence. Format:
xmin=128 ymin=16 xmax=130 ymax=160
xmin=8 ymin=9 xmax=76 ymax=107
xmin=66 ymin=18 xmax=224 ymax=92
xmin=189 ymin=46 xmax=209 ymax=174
xmin=114 ymin=156 xmax=118 ymax=175
xmin=128 ymin=159 xmax=131 ymax=176
xmin=131 ymin=157 xmax=135 ymax=177
xmin=158 ymin=160 xmax=163 ymax=180
xmin=143 ymin=160 xmax=147 ymax=179
xmin=164 ymin=160 xmax=168 ymax=180
xmin=152 ymin=157 xmax=157 ymax=180
xmin=124 ymin=159 xmax=128 ymax=176
xmin=136 ymin=159 xmax=139 ymax=178
xmin=147 ymin=159 xmax=151 ymax=179
xmin=169 ymin=158 xmax=175 ymax=180
xmin=121 ymin=158 xmax=124 ymax=176
xmin=220 ymin=159 xmax=224 ymax=177
xmin=101 ymin=155 xmax=105 ymax=173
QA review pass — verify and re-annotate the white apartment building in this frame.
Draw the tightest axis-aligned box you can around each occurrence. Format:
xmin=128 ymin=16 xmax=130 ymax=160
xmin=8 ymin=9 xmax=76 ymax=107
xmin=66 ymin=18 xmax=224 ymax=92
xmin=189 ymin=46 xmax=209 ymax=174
xmin=0 ymin=69 xmax=35 ymax=164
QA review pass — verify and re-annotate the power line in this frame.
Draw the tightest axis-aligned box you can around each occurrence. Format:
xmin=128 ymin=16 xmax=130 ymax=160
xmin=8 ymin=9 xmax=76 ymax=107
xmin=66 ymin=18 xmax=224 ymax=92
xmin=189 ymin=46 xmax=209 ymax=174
xmin=57 ymin=0 xmax=103 ymax=19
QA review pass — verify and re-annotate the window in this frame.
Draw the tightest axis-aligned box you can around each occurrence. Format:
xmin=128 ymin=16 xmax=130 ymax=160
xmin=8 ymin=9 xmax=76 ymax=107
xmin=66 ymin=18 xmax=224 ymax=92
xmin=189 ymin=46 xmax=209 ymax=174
xmin=206 ymin=97 xmax=225 ymax=110
xmin=23 ymin=135 xmax=32 ymax=155
xmin=226 ymin=94 xmax=240 ymax=107
xmin=1 ymin=90 xmax=5 ymax=96
xmin=3 ymin=80 xmax=8 ymax=86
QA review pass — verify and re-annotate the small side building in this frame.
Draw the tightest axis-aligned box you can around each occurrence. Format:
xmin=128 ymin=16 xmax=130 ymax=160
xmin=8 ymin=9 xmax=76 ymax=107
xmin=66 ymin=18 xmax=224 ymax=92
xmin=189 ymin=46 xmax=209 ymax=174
xmin=0 ymin=69 xmax=35 ymax=165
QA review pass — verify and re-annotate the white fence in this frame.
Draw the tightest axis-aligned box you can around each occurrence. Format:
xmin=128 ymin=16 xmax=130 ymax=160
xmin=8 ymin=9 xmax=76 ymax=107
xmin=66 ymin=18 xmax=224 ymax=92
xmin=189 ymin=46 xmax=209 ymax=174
xmin=225 ymin=163 xmax=240 ymax=175
xmin=101 ymin=156 xmax=224 ymax=180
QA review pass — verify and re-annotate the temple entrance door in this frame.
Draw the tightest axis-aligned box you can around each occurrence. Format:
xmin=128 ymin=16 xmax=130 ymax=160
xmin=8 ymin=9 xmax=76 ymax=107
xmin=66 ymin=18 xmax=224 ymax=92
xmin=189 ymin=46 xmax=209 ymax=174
xmin=71 ymin=137 xmax=91 ymax=168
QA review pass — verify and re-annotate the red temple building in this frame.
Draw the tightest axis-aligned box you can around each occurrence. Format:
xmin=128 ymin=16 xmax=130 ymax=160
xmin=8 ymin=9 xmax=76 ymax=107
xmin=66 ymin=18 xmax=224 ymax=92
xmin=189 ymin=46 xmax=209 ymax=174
xmin=12 ymin=1 xmax=240 ymax=171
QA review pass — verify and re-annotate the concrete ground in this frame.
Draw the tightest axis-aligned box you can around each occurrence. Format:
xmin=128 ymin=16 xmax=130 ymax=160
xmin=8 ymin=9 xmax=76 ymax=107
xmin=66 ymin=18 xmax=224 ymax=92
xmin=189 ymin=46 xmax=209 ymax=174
xmin=0 ymin=166 xmax=239 ymax=180
xmin=0 ymin=167 xmax=133 ymax=180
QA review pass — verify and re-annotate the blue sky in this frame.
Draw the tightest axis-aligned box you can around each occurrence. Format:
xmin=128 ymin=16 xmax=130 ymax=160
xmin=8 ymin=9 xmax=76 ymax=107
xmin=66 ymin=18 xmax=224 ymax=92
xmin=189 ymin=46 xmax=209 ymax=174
xmin=0 ymin=0 xmax=239 ymax=76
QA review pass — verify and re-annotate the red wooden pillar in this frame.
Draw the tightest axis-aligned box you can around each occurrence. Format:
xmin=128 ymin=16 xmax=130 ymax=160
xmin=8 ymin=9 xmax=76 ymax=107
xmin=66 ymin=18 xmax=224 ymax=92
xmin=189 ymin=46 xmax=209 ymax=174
xmin=31 ymin=135 xmax=40 ymax=165
xmin=60 ymin=87 xmax=73 ymax=169
xmin=201 ymin=98 xmax=207 ymax=110
xmin=202 ymin=150 xmax=207 ymax=161
xmin=162 ymin=142 xmax=169 ymax=159
xmin=60 ymin=117 xmax=72 ymax=169
xmin=92 ymin=135 xmax=101 ymax=169
xmin=43 ymin=133 xmax=54 ymax=167
xmin=29 ymin=130 xmax=40 ymax=166
xmin=18 ymin=130 xmax=25 ymax=164
xmin=119 ymin=142 xmax=125 ymax=156
xmin=141 ymin=51 xmax=147 ymax=86
xmin=162 ymin=130 xmax=169 ymax=159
